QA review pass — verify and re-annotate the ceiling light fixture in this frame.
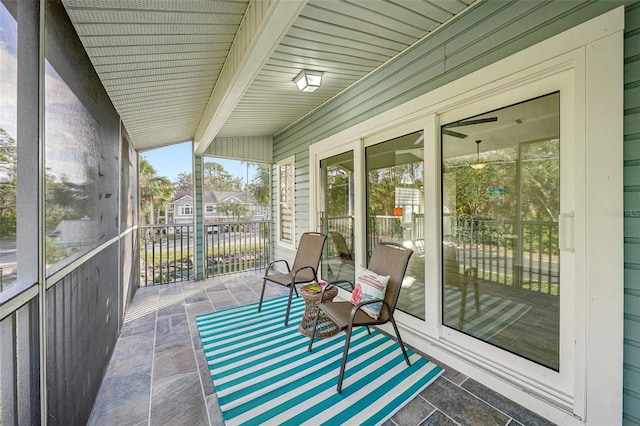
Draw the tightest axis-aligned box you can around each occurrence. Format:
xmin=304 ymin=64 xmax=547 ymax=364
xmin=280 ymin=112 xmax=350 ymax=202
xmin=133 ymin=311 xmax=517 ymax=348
xmin=293 ymin=70 xmax=323 ymax=92
xmin=470 ymin=139 xmax=487 ymax=170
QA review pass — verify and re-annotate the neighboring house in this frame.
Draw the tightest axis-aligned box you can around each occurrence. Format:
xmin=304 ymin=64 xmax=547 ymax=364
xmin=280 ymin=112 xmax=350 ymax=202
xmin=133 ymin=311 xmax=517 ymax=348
xmin=166 ymin=190 xmax=266 ymax=224
xmin=49 ymin=218 xmax=99 ymax=248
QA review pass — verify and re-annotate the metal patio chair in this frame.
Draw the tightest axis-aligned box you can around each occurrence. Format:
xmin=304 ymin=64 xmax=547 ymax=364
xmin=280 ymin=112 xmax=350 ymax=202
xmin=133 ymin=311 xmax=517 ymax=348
xmin=443 ymin=241 xmax=480 ymax=330
xmin=328 ymin=231 xmax=355 ymax=289
xmin=308 ymin=242 xmax=413 ymax=393
xmin=259 ymin=232 xmax=327 ymax=325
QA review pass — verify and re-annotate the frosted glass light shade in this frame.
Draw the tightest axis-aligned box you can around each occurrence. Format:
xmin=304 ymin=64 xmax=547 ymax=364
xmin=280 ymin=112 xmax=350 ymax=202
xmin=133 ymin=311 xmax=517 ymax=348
xmin=293 ymin=70 xmax=323 ymax=92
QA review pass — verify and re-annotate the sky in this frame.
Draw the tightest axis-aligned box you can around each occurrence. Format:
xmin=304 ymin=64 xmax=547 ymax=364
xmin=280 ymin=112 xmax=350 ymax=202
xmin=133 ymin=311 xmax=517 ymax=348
xmin=140 ymin=141 xmax=259 ymax=185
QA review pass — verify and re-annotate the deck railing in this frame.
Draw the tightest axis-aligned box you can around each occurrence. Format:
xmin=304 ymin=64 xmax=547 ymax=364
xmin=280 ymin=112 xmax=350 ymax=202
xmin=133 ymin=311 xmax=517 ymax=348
xmin=203 ymin=221 xmax=270 ymax=277
xmin=453 ymin=218 xmax=559 ymax=294
xmin=139 ymin=220 xmax=270 ymax=285
xmin=345 ymin=214 xmax=559 ymax=295
xmin=140 ymin=224 xmax=194 ymax=286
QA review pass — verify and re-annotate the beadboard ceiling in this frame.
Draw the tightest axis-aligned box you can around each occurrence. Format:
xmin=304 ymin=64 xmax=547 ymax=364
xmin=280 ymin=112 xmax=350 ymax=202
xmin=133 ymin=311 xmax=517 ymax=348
xmin=61 ymin=0 xmax=475 ymax=153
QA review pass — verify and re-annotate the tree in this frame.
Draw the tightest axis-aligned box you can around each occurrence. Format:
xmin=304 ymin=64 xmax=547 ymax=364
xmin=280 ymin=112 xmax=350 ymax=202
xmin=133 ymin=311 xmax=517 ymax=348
xmin=139 ymin=158 xmax=173 ymax=225
xmin=173 ymin=171 xmax=192 ymax=191
xmin=45 ymin=174 xmax=91 ymax=232
xmin=442 ymin=140 xmax=558 ymax=223
xmin=246 ymin=163 xmax=270 ymax=208
xmin=325 ymin=165 xmax=349 ymax=217
xmin=367 ymin=167 xmax=402 ymax=216
xmin=174 ymin=161 xmax=242 ymax=192
xmin=203 ymin=161 xmax=241 ymax=191
xmin=0 ymin=128 xmax=17 ymax=236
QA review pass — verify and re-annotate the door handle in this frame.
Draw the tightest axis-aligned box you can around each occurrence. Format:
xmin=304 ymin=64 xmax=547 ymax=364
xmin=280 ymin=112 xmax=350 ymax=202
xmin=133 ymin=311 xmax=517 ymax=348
xmin=559 ymin=211 xmax=575 ymax=252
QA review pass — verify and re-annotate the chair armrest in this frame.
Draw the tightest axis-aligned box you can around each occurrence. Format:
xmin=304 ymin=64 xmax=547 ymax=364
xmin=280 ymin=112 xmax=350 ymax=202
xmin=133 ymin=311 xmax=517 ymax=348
xmin=266 ymin=259 xmax=290 ymax=274
xmin=318 ymin=282 xmax=335 ymax=299
xmin=349 ymin=298 xmax=390 ymax=323
xmin=330 ymin=279 xmax=354 ymax=290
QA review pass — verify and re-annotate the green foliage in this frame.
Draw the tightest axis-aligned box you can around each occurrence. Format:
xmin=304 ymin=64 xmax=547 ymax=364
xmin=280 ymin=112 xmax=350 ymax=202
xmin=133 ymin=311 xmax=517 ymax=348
xmin=443 ymin=139 xmax=559 ymax=223
xmin=520 ymin=140 xmax=560 ymax=222
xmin=45 ymin=236 xmax=72 ymax=265
xmin=247 ymin=163 xmax=270 ymax=206
xmin=45 ymin=173 xmax=91 ymax=231
xmin=139 ymin=158 xmax=174 ymax=225
xmin=176 ymin=161 xmax=243 ymax=192
xmin=203 ymin=161 xmax=242 ymax=190
xmin=216 ymin=201 xmax=249 ymax=220
xmin=367 ymin=169 xmax=400 ymax=216
xmin=0 ymin=212 xmax=16 ymax=236
xmin=443 ymin=148 xmax=518 ymax=219
xmin=0 ymin=128 xmax=17 ymax=237
xmin=325 ymin=166 xmax=349 ymax=217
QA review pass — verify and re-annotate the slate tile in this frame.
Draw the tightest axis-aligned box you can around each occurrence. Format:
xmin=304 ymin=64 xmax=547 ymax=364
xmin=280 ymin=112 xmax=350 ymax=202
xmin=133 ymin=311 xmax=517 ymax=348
xmin=88 ymin=367 xmax=151 ymax=426
xmin=206 ymin=393 xmax=226 ymax=426
xmin=157 ymin=299 xmax=186 ymax=317
xmin=195 ymin=343 xmax=215 ymax=396
xmin=106 ymin=330 xmax=155 ymax=375
xmin=421 ymin=410 xmax=458 ymax=426
xmin=461 ymin=378 xmax=556 ymax=426
xmin=150 ymin=372 xmax=209 ymax=425
xmin=420 ymin=377 xmax=509 ymax=426
xmin=152 ymin=344 xmax=197 ymax=380
xmin=185 ymin=300 xmax=215 ymax=321
xmin=392 ymin=394 xmax=436 ymax=426
xmin=119 ymin=311 xmax=156 ymax=337
xmin=184 ymin=290 xmax=209 ymax=304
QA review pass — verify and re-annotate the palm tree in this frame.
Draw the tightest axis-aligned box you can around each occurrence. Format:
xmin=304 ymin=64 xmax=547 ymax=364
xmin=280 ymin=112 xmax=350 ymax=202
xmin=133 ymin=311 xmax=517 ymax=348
xmin=139 ymin=158 xmax=174 ymax=226
xmin=248 ymin=163 xmax=270 ymax=211
xmin=229 ymin=202 xmax=249 ymax=221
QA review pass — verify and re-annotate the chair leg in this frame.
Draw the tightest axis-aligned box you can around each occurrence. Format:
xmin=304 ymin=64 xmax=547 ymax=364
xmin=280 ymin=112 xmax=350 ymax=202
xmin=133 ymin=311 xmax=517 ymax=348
xmin=473 ymin=281 xmax=480 ymax=313
xmin=258 ymin=277 xmax=267 ymax=312
xmin=308 ymin=307 xmax=322 ymax=352
xmin=337 ymin=325 xmax=354 ymax=393
xmin=284 ymin=285 xmax=295 ymax=326
xmin=459 ymin=286 xmax=467 ymax=331
xmin=390 ymin=317 xmax=411 ymax=367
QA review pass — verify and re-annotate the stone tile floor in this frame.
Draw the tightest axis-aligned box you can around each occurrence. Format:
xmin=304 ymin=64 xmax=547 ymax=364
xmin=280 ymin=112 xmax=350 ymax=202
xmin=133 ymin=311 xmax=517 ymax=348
xmin=88 ymin=271 xmax=556 ymax=426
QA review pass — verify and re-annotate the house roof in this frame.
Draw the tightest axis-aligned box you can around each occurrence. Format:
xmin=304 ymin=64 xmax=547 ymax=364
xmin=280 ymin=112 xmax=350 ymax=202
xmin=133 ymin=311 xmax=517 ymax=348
xmin=171 ymin=190 xmax=256 ymax=205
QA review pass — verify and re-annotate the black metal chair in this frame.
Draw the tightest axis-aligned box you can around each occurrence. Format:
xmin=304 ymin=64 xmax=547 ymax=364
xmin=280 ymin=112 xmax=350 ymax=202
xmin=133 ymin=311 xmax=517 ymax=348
xmin=259 ymin=232 xmax=327 ymax=325
xmin=308 ymin=242 xmax=413 ymax=393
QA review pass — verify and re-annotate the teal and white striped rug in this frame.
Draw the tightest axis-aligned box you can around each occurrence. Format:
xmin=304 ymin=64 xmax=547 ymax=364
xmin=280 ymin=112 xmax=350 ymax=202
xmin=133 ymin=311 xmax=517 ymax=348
xmin=196 ymin=296 xmax=444 ymax=426
xmin=444 ymin=288 xmax=531 ymax=340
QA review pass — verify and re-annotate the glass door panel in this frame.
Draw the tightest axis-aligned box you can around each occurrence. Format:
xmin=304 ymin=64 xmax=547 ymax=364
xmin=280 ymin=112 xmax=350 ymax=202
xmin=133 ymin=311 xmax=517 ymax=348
xmin=441 ymin=92 xmax=560 ymax=370
xmin=320 ymin=151 xmax=355 ymax=291
xmin=365 ymin=131 xmax=425 ymax=319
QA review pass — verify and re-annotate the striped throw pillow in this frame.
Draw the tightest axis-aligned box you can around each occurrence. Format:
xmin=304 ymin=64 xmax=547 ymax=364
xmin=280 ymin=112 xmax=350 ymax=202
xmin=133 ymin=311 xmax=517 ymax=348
xmin=350 ymin=269 xmax=390 ymax=319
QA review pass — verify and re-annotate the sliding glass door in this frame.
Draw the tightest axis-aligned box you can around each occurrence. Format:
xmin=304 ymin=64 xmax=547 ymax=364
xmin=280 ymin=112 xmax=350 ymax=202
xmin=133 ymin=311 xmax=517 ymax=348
xmin=319 ymin=151 xmax=355 ymax=291
xmin=441 ymin=92 xmax=560 ymax=370
xmin=365 ymin=131 xmax=425 ymax=319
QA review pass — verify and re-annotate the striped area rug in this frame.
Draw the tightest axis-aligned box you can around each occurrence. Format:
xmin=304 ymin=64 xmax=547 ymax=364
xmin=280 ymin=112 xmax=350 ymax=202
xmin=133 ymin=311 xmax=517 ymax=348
xmin=196 ymin=296 xmax=444 ymax=426
xmin=444 ymin=288 xmax=531 ymax=340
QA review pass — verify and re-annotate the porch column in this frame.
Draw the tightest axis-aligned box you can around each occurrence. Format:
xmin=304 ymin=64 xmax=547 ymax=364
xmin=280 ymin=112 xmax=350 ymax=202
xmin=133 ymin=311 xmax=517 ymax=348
xmin=194 ymin=155 xmax=204 ymax=280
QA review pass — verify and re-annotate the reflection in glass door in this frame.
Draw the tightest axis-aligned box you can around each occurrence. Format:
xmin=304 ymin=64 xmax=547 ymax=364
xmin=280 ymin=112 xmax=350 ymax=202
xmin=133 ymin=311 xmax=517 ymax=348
xmin=320 ymin=152 xmax=355 ymax=291
xmin=441 ymin=92 xmax=560 ymax=370
xmin=365 ymin=131 xmax=425 ymax=319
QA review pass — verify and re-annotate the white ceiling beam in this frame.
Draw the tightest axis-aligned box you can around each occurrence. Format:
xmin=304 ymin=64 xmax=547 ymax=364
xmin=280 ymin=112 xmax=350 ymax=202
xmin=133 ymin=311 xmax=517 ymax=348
xmin=194 ymin=0 xmax=307 ymax=154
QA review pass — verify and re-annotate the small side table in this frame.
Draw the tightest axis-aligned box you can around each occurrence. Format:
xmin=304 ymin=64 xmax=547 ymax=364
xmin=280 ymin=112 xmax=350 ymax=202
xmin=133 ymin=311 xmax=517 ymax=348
xmin=298 ymin=283 xmax=339 ymax=338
